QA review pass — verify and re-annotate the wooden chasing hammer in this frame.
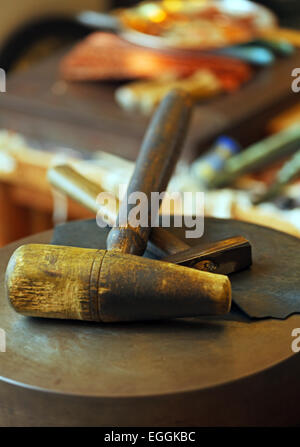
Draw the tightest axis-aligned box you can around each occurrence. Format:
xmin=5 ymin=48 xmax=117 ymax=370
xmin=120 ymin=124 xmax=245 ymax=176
xmin=48 ymin=165 xmax=252 ymax=274
xmin=6 ymin=90 xmax=232 ymax=322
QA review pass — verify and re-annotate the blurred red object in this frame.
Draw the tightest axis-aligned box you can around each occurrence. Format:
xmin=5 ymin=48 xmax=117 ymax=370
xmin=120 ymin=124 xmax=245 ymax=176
xmin=60 ymin=32 xmax=252 ymax=91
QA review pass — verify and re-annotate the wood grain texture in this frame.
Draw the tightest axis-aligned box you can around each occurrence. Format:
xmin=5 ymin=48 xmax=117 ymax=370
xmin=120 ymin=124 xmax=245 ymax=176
xmin=6 ymin=244 xmax=103 ymax=321
xmin=6 ymin=244 xmax=231 ymax=322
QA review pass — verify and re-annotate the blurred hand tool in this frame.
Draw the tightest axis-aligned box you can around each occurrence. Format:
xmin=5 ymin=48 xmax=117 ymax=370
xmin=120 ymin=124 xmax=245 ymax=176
xmin=210 ymin=125 xmax=300 ymax=189
xmin=253 ymin=150 xmax=300 ymax=205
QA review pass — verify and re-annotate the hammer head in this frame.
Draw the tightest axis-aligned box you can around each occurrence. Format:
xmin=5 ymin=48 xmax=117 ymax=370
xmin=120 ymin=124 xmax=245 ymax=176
xmin=162 ymin=236 xmax=252 ymax=275
xmin=6 ymin=244 xmax=231 ymax=323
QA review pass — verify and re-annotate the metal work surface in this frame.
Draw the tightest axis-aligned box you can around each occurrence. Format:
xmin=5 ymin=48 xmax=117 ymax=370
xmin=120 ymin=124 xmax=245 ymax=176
xmin=0 ymin=218 xmax=300 ymax=426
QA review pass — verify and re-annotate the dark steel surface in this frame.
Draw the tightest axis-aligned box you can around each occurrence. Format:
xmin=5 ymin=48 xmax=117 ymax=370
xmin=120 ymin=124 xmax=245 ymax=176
xmin=1 ymin=218 xmax=300 ymax=426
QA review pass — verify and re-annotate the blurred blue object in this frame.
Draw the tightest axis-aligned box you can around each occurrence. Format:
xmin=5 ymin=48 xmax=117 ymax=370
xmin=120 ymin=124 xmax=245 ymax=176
xmin=251 ymin=39 xmax=294 ymax=57
xmin=191 ymin=136 xmax=240 ymax=188
xmin=215 ymin=45 xmax=275 ymax=66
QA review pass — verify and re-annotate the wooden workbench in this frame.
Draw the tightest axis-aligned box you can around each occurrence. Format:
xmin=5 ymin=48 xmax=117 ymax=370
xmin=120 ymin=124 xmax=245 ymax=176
xmin=0 ymin=48 xmax=299 ymax=245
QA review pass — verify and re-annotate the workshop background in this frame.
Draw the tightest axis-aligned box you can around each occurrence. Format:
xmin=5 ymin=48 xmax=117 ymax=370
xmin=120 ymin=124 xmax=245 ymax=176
xmin=0 ymin=0 xmax=300 ymax=246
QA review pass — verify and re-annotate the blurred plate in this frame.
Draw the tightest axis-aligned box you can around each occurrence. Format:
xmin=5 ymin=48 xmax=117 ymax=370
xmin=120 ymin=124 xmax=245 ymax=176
xmin=118 ymin=0 xmax=277 ymax=52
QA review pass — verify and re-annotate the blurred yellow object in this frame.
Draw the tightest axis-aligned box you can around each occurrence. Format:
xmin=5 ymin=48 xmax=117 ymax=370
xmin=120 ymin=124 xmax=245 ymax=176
xmin=162 ymin=0 xmax=183 ymax=13
xmin=139 ymin=3 xmax=167 ymax=22
xmin=162 ymin=0 xmax=207 ymax=13
xmin=150 ymin=10 xmax=167 ymax=23
xmin=115 ymin=70 xmax=222 ymax=114
xmin=262 ymin=27 xmax=300 ymax=47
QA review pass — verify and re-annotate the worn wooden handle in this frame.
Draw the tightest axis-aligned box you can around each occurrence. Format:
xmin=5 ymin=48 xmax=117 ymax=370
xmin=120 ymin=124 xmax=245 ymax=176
xmin=6 ymin=244 xmax=231 ymax=322
xmin=106 ymin=89 xmax=193 ymax=255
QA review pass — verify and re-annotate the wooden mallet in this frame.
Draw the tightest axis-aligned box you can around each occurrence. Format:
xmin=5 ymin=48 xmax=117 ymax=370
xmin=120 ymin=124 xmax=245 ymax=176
xmin=6 ymin=90 xmax=232 ymax=322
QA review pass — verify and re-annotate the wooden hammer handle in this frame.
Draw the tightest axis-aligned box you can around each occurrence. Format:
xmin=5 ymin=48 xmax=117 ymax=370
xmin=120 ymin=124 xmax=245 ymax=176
xmin=106 ymin=89 xmax=193 ymax=255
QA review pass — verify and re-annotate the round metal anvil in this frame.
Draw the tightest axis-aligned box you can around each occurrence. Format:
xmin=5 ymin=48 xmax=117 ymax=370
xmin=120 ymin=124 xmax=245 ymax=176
xmin=0 ymin=218 xmax=300 ymax=426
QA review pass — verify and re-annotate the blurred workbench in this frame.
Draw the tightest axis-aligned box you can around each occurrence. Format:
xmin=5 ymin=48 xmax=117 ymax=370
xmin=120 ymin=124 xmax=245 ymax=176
xmin=0 ymin=48 xmax=299 ymax=246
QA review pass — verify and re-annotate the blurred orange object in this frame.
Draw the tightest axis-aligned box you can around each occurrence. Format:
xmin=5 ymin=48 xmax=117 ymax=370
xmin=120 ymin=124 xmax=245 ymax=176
xmin=268 ymin=103 xmax=300 ymax=134
xmin=262 ymin=27 xmax=300 ymax=48
xmin=61 ymin=32 xmax=252 ymax=91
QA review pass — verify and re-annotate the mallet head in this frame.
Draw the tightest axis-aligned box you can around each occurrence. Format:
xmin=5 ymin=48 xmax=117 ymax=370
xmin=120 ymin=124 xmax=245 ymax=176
xmin=6 ymin=244 xmax=231 ymax=323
